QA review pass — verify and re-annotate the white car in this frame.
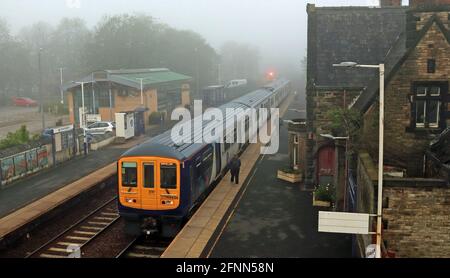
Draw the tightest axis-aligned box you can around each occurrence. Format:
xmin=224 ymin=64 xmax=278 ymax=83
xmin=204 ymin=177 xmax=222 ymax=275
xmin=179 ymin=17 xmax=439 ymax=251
xmin=84 ymin=121 xmax=116 ymax=135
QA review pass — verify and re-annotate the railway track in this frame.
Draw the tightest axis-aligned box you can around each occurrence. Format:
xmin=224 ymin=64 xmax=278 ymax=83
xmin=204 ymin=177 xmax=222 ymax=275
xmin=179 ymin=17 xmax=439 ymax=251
xmin=26 ymin=197 xmax=120 ymax=258
xmin=116 ymin=237 xmax=171 ymax=258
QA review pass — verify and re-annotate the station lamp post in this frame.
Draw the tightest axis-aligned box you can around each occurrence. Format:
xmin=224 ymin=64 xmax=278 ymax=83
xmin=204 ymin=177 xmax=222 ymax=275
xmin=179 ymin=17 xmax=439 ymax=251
xmin=136 ymin=78 xmax=146 ymax=106
xmin=59 ymin=67 xmax=65 ymax=104
xmin=38 ymin=48 xmax=45 ymax=130
xmin=333 ymin=61 xmax=385 ymax=258
xmin=73 ymin=81 xmax=89 ymax=155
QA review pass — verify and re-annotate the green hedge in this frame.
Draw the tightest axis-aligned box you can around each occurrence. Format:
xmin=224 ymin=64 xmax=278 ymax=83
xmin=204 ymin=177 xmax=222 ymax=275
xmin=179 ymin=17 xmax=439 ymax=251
xmin=0 ymin=125 xmax=36 ymax=150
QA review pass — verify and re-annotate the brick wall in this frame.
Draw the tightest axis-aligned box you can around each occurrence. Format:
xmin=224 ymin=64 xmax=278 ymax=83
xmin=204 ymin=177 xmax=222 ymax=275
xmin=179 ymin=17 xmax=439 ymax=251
xmin=305 ymin=87 xmax=362 ymax=186
xmin=356 ymin=150 xmax=450 ymax=258
xmin=181 ymin=83 xmax=191 ymax=107
xmin=383 ymin=181 xmax=450 ymax=257
xmin=410 ymin=0 xmax=450 ymax=8
xmin=355 ymin=152 xmax=377 ymax=257
xmin=380 ymin=0 xmax=402 ymax=7
xmin=363 ymin=22 xmax=450 ymax=176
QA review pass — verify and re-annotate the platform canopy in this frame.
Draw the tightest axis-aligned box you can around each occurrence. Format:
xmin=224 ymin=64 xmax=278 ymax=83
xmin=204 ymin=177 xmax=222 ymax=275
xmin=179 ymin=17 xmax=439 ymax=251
xmin=64 ymin=68 xmax=192 ymax=91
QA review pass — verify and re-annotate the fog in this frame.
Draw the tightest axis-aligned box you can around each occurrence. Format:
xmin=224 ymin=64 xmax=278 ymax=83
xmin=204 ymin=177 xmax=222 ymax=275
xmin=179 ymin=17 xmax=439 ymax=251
xmin=0 ymin=0 xmax=410 ymax=91
xmin=0 ymin=1 xmax=406 ymax=67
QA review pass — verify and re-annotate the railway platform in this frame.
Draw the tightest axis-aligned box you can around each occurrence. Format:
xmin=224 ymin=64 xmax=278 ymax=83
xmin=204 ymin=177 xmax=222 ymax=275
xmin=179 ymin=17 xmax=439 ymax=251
xmin=162 ymin=92 xmax=299 ymax=258
xmin=0 ymin=125 xmax=166 ymax=248
xmin=162 ymin=94 xmax=352 ymax=258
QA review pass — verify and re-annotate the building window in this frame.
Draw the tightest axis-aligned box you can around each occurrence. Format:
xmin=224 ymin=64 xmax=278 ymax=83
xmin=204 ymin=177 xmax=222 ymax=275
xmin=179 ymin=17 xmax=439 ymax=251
xmin=413 ymin=84 xmax=445 ymax=129
xmin=427 ymin=59 xmax=436 ymax=73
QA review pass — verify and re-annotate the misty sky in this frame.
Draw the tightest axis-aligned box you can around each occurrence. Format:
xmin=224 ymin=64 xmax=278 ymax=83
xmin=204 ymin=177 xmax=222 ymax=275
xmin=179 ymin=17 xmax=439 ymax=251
xmin=0 ymin=0 xmax=409 ymax=70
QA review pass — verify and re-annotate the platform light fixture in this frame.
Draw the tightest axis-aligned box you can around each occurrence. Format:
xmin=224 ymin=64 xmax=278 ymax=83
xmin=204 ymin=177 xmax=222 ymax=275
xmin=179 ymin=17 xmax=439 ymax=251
xmin=333 ymin=61 xmax=385 ymax=258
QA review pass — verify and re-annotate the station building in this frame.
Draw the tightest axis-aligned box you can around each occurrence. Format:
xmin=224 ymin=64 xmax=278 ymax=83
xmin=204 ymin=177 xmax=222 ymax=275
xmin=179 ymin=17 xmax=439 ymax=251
xmin=64 ymin=68 xmax=192 ymax=126
xmin=306 ymin=0 xmax=450 ymax=257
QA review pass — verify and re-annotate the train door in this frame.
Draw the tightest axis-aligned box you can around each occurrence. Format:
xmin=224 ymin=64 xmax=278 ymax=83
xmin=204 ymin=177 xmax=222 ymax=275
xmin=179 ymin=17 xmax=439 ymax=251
xmin=156 ymin=160 xmax=180 ymax=210
xmin=214 ymin=142 xmax=222 ymax=177
xmin=140 ymin=161 xmax=157 ymax=209
xmin=119 ymin=160 xmax=141 ymax=209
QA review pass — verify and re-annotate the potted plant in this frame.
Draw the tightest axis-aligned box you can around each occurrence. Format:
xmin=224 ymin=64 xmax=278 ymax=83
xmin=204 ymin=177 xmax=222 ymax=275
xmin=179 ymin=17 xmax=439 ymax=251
xmin=277 ymin=166 xmax=302 ymax=183
xmin=313 ymin=184 xmax=334 ymax=207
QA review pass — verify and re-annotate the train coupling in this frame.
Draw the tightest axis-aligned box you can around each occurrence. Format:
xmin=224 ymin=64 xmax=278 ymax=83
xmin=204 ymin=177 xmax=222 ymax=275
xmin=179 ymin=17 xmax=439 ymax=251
xmin=144 ymin=228 xmax=159 ymax=235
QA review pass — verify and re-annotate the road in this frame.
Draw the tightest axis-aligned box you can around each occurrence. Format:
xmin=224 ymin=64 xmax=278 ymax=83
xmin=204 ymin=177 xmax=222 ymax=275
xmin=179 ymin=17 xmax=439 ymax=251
xmin=0 ymin=106 xmax=69 ymax=139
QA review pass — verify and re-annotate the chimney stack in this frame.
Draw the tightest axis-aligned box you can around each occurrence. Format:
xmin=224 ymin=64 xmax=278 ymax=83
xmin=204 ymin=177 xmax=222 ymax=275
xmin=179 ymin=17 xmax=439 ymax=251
xmin=380 ymin=0 xmax=402 ymax=6
xmin=409 ymin=0 xmax=450 ymax=7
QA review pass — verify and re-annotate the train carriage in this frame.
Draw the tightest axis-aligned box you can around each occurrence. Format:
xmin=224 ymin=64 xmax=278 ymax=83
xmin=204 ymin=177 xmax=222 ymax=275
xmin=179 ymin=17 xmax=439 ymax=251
xmin=118 ymin=79 xmax=291 ymax=237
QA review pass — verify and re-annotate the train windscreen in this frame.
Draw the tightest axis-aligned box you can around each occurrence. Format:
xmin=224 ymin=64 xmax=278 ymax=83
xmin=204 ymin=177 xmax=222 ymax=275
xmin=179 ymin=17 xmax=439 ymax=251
xmin=160 ymin=163 xmax=177 ymax=189
xmin=121 ymin=162 xmax=137 ymax=187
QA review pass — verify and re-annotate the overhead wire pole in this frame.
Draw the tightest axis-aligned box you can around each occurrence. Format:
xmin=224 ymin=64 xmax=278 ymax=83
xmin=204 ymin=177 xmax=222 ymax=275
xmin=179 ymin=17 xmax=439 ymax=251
xmin=376 ymin=63 xmax=385 ymax=259
xmin=136 ymin=78 xmax=145 ymax=105
xmin=74 ymin=81 xmax=88 ymax=155
xmin=59 ymin=67 xmax=65 ymax=104
xmin=39 ymin=48 xmax=45 ymax=130
xmin=195 ymin=47 xmax=200 ymax=98
xmin=92 ymin=73 xmax=96 ymax=113
xmin=333 ymin=62 xmax=385 ymax=258
xmin=109 ymin=81 xmax=113 ymax=121
xmin=218 ymin=63 xmax=222 ymax=85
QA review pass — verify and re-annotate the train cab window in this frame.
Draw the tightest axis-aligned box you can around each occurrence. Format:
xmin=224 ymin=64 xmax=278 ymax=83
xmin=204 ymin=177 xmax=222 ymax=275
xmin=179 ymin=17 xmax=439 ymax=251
xmin=143 ymin=163 xmax=155 ymax=188
xmin=160 ymin=163 xmax=177 ymax=189
xmin=121 ymin=162 xmax=137 ymax=187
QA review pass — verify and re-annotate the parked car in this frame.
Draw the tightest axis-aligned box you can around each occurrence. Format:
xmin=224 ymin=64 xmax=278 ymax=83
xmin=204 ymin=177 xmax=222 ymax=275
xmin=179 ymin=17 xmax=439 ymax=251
xmin=41 ymin=128 xmax=53 ymax=139
xmin=84 ymin=121 xmax=115 ymax=135
xmin=11 ymin=96 xmax=38 ymax=107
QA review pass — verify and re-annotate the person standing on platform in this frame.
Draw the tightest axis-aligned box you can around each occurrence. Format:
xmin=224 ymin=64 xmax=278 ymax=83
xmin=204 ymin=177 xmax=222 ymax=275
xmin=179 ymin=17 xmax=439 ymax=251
xmin=230 ymin=155 xmax=241 ymax=184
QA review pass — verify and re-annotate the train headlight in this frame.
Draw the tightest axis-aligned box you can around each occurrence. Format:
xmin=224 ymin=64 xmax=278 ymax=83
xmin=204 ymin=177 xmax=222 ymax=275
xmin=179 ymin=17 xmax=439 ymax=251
xmin=126 ymin=198 xmax=135 ymax=203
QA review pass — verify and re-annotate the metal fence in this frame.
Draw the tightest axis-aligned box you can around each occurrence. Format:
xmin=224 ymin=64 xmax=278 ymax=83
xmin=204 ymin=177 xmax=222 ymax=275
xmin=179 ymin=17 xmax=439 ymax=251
xmin=347 ymin=169 xmax=358 ymax=212
xmin=0 ymin=146 xmax=49 ymax=186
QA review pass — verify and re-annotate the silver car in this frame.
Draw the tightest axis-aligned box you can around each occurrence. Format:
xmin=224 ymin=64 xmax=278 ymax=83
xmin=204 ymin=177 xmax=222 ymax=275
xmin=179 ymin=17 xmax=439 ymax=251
xmin=84 ymin=121 xmax=116 ymax=135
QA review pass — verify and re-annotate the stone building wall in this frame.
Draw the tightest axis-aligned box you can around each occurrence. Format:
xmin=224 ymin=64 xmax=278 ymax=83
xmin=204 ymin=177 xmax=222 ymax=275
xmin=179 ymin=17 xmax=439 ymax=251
xmin=305 ymin=87 xmax=362 ymax=187
xmin=356 ymin=150 xmax=450 ymax=258
xmin=363 ymin=22 xmax=450 ymax=176
xmin=383 ymin=181 xmax=450 ymax=257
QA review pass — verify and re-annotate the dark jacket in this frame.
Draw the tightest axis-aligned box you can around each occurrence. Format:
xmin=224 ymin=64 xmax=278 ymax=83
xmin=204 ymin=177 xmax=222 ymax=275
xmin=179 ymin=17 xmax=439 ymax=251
xmin=231 ymin=158 xmax=241 ymax=171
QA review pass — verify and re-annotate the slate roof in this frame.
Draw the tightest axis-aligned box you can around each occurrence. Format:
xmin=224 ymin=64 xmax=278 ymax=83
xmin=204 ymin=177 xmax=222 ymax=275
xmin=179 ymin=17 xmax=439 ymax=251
xmin=353 ymin=14 xmax=450 ymax=111
xmin=308 ymin=6 xmax=407 ymax=88
xmin=308 ymin=4 xmax=450 ymax=113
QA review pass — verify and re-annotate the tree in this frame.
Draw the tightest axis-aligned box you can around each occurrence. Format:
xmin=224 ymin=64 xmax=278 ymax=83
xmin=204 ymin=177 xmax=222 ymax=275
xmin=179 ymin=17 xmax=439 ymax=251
xmin=18 ymin=22 xmax=55 ymax=99
xmin=220 ymin=41 xmax=260 ymax=85
xmin=327 ymin=107 xmax=363 ymax=152
xmin=49 ymin=18 xmax=91 ymax=80
xmin=86 ymin=13 xmax=219 ymax=94
xmin=86 ymin=14 xmax=159 ymax=70
xmin=0 ymin=19 xmax=33 ymax=103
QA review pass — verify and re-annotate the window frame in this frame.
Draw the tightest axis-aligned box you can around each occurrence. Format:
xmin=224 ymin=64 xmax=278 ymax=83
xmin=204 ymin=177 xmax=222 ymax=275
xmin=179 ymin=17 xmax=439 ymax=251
xmin=411 ymin=82 xmax=447 ymax=130
xmin=121 ymin=162 xmax=138 ymax=187
xmin=160 ymin=163 xmax=178 ymax=189
xmin=143 ymin=162 xmax=155 ymax=189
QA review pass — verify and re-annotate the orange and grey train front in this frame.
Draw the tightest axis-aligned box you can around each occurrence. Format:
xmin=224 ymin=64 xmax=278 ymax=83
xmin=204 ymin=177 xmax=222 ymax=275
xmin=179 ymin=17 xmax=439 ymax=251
xmin=118 ymin=154 xmax=188 ymax=237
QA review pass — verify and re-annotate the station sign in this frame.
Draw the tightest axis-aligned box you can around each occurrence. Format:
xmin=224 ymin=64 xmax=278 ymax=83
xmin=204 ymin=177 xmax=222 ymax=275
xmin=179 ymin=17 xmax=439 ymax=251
xmin=86 ymin=114 xmax=101 ymax=123
xmin=52 ymin=124 xmax=74 ymax=134
xmin=318 ymin=211 xmax=370 ymax=235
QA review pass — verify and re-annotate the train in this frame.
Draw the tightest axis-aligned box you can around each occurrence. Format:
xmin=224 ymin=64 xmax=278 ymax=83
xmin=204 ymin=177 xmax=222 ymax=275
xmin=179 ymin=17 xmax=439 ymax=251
xmin=117 ymin=78 xmax=291 ymax=237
